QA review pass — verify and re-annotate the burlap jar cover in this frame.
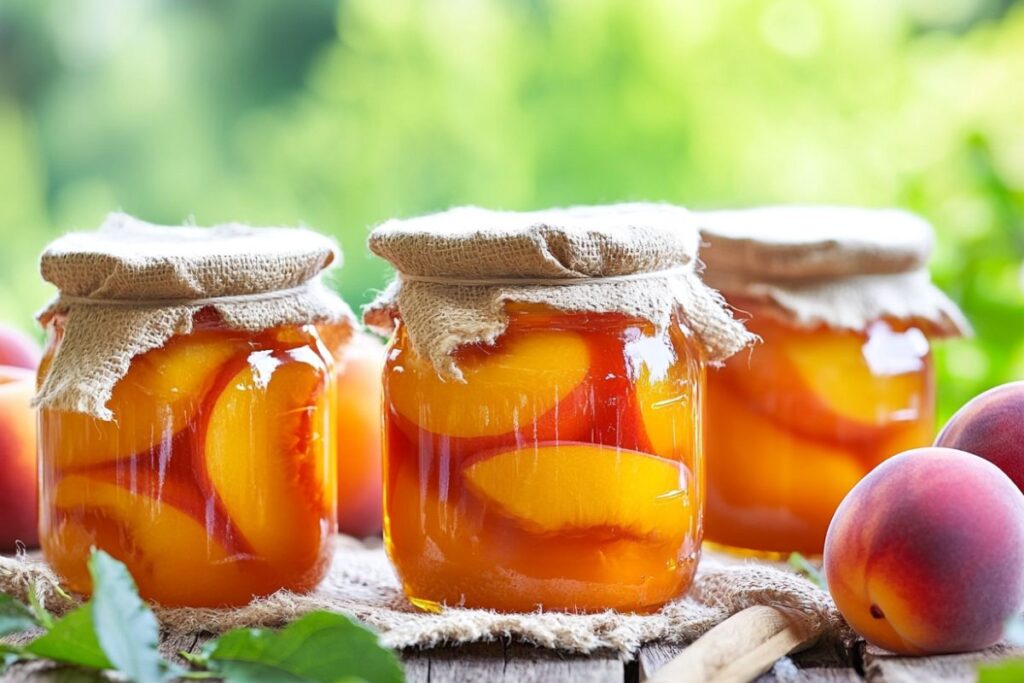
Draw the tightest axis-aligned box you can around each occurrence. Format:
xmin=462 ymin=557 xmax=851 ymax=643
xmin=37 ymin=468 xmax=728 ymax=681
xmin=34 ymin=212 xmax=355 ymax=420
xmin=364 ymin=203 xmax=755 ymax=371
xmin=695 ymin=206 xmax=970 ymax=336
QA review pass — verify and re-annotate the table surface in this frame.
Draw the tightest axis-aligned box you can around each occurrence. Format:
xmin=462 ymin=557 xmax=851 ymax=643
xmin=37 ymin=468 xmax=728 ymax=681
xmin=3 ymin=631 xmax=1021 ymax=682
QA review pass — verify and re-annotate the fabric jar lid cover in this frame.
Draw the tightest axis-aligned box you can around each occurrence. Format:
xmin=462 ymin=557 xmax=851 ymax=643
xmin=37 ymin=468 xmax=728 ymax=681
xmin=696 ymin=206 xmax=969 ymax=336
xmin=364 ymin=203 xmax=755 ymax=379
xmin=35 ymin=212 xmax=354 ymax=419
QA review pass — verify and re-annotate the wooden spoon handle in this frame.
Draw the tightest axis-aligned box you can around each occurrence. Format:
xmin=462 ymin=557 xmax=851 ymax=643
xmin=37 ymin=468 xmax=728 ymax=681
xmin=646 ymin=605 xmax=824 ymax=683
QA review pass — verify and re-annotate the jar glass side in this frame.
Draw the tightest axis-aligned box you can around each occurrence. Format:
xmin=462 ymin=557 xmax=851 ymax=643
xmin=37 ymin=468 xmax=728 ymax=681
xmin=382 ymin=303 xmax=705 ymax=613
xmin=37 ymin=309 xmax=338 ymax=607
xmin=705 ymin=304 xmax=935 ymax=556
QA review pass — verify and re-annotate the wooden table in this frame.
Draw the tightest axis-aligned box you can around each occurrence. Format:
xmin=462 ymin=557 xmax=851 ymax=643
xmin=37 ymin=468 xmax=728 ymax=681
xmin=3 ymin=632 xmax=1020 ymax=682
xmin=398 ymin=640 xmax=1021 ymax=682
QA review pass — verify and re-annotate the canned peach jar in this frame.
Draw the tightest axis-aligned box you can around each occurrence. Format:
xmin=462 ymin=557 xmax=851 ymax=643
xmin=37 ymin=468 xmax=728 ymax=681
xmin=35 ymin=214 xmax=354 ymax=607
xmin=364 ymin=205 xmax=753 ymax=613
xmin=698 ymin=207 xmax=969 ymax=556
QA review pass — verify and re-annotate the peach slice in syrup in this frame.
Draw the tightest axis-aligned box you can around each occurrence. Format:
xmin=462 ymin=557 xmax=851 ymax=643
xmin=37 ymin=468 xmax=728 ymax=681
xmin=48 ymin=475 xmax=269 ymax=607
xmin=44 ymin=331 xmax=248 ymax=470
xmin=463 ymin=442 xmax=692 ymax=542
xmin=631 ymin=328 xmax=701 ymax=461
xmin=202 ymin=348 xmax=333 ymax=579
xmin=386 ymin=328 xmax=592 ymax=450
xmin=705 ymin=385 xmax=865 ymax=553
xmin=719 ymin=318 xmax=929 ymax=444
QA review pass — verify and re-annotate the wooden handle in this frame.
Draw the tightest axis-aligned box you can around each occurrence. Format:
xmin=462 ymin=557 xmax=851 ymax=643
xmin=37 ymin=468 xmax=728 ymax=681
xmin=646 ymin=605 xmax=824 ymax=683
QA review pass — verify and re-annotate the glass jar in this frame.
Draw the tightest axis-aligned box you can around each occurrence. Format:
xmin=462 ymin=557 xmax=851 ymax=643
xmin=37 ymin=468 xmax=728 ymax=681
xmin=38 ymin=308 xmax=337 ymax=607
xmin=696 ymin=206 xmax=967 ymax=557
xmin=383 ymin=304 xmax=705 ymax=613
xmin=705 ymin=302 xmax=935 ymax=555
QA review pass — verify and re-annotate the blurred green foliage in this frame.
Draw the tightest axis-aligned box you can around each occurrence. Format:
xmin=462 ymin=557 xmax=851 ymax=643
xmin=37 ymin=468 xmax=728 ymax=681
xmin=1 ymin=0 xmax=1023 ymax=419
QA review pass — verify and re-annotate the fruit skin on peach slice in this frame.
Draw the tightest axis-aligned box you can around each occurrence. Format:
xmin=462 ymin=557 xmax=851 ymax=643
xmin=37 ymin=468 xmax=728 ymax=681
xmin=705 ymin=385 xmax=865 ymax=554
xmin=42 ymin=331 xmax=249 ymax=470
xmin=202 ymin=347 xmax=336 ymax=584
xmin=46 ymin=475 xmax=273 ymax=607
xmin=718 ymin=319 xmax=931 ymax=444
xmin=462 ymin=442 xmax=693 ymax=542
xmin=580 ymin=330 xmax=659 ymax=454
xmin=385 ymin=327 xmax=593 ymax=448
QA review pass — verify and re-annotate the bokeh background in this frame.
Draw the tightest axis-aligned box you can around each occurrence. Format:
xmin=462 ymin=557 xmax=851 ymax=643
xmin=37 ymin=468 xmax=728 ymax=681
xmin=1 ymin=0 xmax=1023 ymax=418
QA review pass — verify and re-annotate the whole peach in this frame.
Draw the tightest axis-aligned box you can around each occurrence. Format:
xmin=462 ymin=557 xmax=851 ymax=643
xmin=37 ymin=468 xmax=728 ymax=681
xmin=935 ymin=381 xmax=1024 ymax=491
xmin=0 ymin=365 xmax=38 ymax=551
xmin=0 ymin=325 xmax=40 ymax=370
xmin=824 ymin=448 xmax=1024 ymax=655
xmin=334 ymin=331 xmax=386 ymax=537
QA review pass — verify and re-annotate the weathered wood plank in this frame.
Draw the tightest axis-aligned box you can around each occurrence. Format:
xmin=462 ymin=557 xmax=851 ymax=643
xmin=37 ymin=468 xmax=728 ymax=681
xmin=639 ymin=641 xmax=863 ymax=682
xmin=401 ymin=642 xmax=506 ymax=683
xmin=401 ymin=641 xmax=622 ymax=683
xmin=862 ymin=642 xmax=1024 ymax=683
xmin=638 ymin=641 xmax=682 ymax=680
xmin=398 ymin=651 xmax=432 ymax=683
xmin=755 ymin=656 xmax=862 ymax=682
xmin=158 ymin=630 xmax=204 ymax=667
xmin=504 ymin=644 xmax=621 ymax=683
xmin=763 ymin=640 xmax=863 ymax=682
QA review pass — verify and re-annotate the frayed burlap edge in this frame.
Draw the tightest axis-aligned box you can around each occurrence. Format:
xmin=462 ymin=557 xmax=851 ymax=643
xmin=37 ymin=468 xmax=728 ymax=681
xmin=709 ymin=270 xmax=971 ymax=339
xmin=35 ymin=213 xmax=357 ymax=421
xmin=34 ymin=279 xmax=355 ymax=420
xmin=0 ymin=538 xmax=846 ymax=658
xmin=365 ymin=266 xmax=755 ymax=381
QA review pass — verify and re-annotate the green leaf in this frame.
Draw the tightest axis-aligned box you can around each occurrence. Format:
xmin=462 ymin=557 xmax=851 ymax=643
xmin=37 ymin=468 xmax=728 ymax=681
xmin=1 ymin=652 xmax=20 ymax=675
xmin=979 ymin=659 xmax=1024 ymax=682
xmin=26 ymin=604 xmax=112 ymax=670
xmin=1 ymin=641 xmax=27 ymax=672
xmin=203 ymin=611 xmax=404 ymax=683
xmin=0 ymin=594 xmax=37 ymax=636
xmin=87 ymin=549 xmax=180 ymax=683
xmin=788 ymin=552 xmax=828 ymax=591
xmin=27 ymin=583 xmax=55 ymax=629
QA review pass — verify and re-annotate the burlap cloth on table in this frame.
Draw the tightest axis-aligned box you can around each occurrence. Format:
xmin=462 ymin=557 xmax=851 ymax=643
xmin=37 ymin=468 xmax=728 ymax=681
xmin=696 ymin=206 xmax=970 ymax=337
xmin=0 ymin=537 xmax=843 ymax=657
xmin=35 ymin=213 xmax=354 ymax=420
xmin=364 ymin=204 xmax=755 ymax=378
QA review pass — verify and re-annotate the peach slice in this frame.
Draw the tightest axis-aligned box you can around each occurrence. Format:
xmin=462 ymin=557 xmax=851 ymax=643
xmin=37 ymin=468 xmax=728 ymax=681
xmin=633 ymin=337 xmax=701 ymax=462
xmin=386 ymin=327 xmax=592 ymax=447
xmin=578 ymin=321 xmax=702 ymax=459
xmin=43 ymin=331 xmax=247 ymax=469
xmin=202 ymin=349 xmax=334 ymax=580
xmin=580 ymin=331 xmax=653 ymax=452
xmin=46 ymin=475 xmax=270 ymax=607
xmin=719 ymin=318 xmax=930 ymax=443
xmin=705 ymin=386 xmax=865 ymax=554
xmin=463 ymin=442 xmax=692 ymax=542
